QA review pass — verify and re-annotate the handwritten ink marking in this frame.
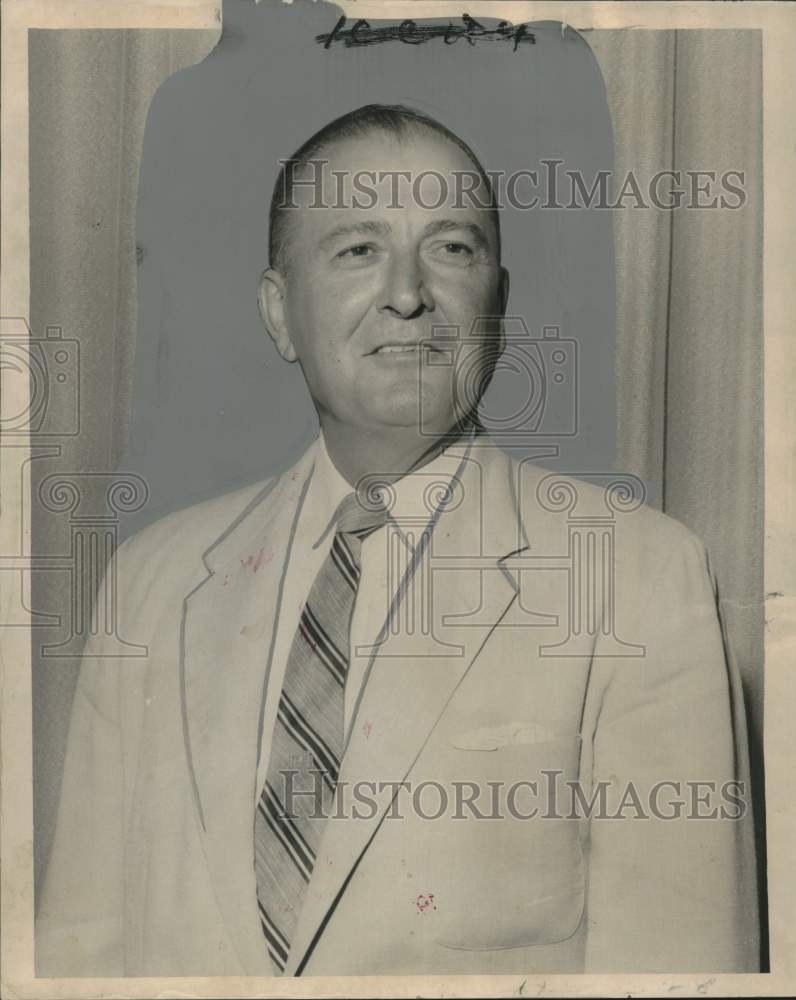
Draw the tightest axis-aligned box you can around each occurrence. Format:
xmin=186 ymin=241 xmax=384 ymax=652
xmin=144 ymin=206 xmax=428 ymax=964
xmin=317 ymin=15 xmax=535 ymax=52
xmin=415 ymin=892 xmax=437 ymax=913
xmin=363 ymin=720 xmax=373 ymax=739
xmin=321 ymin=13 xmax=346 ymax=49
xmin=240 ymin=547 xmax=272 ymax=573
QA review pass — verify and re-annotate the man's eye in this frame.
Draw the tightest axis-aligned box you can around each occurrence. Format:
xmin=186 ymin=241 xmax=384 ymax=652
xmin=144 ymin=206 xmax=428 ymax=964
xmin=428 ymin=240 xmax=478 ymax=265
xmin=338 ymin=243 xmax=374 ymax=258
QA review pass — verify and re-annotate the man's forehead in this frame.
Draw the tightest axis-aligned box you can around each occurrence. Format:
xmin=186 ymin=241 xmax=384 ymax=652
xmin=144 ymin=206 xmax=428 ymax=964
xmin=288 ymin=129 xmax=495 ymax=232
xmin=313 ymin=127 xmax=478 ymax=173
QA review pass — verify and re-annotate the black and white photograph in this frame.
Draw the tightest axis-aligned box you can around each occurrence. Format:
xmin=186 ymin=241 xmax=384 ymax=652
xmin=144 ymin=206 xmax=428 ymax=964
xmin=1 ymin=1 xmax=794 ymax=996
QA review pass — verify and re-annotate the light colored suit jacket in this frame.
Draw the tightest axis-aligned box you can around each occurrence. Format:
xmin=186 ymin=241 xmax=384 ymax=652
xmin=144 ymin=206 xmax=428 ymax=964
xmin=36 ymin=441 xmax=759 ymax=977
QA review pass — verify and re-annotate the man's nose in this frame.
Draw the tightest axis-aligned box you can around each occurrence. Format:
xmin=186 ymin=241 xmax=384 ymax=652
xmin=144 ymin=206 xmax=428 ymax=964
xmin=377 ymin=251 xmax=435 ymax=318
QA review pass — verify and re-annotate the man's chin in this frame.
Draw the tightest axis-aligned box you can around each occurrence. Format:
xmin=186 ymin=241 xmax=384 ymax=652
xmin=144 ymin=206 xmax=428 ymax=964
xmin=358 ymin=397 xmax=457 ymax=437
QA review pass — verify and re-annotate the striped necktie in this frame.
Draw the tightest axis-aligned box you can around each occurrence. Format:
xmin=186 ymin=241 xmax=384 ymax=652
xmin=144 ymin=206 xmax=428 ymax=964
xmin=254 ymin=489 xmax=388 ymax=972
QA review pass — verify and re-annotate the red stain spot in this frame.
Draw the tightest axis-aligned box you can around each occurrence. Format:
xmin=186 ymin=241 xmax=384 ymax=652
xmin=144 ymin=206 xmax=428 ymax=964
xmin=415 ymin=893 xmax=436 ymax=913
xmin=363 ymin=721 xmax=373 ymax=739
xmin=240 ymin=547 xmax=272 ymax=573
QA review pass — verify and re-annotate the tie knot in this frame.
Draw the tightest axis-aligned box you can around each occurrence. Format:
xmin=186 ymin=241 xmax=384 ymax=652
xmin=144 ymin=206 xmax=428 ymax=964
xmin=335 ymin=488 xmax=389 ymax=540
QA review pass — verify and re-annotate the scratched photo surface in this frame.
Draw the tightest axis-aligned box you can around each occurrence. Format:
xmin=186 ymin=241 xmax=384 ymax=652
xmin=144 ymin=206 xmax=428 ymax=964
xmin=24 ymin=0 xmax=765 ymax=980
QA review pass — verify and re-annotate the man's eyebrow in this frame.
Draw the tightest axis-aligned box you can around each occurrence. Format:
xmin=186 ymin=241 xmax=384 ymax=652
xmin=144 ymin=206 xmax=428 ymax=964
xmin=421 ymin=219 xmax=490 ymax=250
xmin=317 ymin=220 xmax=392 ymax=250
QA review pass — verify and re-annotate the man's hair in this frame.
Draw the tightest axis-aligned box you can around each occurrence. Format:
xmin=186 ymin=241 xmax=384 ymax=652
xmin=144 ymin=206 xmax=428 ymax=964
xmin=268 ymin=103 xmax=501 ymax=273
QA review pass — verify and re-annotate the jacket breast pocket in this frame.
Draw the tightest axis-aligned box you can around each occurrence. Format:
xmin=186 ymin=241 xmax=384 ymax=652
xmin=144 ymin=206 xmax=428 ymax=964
xmin=425 ymin=732 xmax=587 ymax=952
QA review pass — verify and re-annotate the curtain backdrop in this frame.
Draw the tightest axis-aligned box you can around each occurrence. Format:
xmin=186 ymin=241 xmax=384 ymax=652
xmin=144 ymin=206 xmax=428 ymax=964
xmin=28 ymin=21 xmax=764 ymax=960
xmin=587 ymin=31 xmax=765 ymax=956
xmin=28 ymin=24 xmax=222 ymax=904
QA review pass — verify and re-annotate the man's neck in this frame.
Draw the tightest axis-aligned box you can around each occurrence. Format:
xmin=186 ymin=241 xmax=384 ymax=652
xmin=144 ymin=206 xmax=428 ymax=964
xmin=319 ymin=418 xmax=477 ymax=488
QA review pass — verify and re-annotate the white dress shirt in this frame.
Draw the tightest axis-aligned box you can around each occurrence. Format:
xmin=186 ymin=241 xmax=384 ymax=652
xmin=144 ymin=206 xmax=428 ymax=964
xmin=254 ymin=432 xmax=470 ymax=802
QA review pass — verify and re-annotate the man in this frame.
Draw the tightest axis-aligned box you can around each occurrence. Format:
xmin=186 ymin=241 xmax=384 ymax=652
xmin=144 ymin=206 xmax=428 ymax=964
xmin=36 ymin=104 xmax=759 ymax=977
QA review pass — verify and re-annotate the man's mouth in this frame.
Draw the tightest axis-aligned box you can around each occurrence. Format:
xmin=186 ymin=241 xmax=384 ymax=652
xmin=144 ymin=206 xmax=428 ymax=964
xmin=372 ymin=343 xmax=422 ymax=355
xmin=370 ymin=341 xmax=448 ymax=356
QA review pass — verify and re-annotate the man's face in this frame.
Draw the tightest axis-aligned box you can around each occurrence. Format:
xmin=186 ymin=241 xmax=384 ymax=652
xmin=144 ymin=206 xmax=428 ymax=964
xmin=260 ymin=129 xmax=508 ymax=439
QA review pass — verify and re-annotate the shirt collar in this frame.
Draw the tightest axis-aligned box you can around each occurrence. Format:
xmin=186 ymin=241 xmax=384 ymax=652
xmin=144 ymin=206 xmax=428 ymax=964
xmin=307 ymin=433 xmax=353 ymax=550
xmin=309 ymin=430 xmax=474 ymax=550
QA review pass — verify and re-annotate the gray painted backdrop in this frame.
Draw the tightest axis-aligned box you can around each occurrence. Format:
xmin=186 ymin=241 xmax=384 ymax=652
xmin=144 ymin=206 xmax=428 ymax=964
xmin=120 ymin=0 xmax=616 ymax=535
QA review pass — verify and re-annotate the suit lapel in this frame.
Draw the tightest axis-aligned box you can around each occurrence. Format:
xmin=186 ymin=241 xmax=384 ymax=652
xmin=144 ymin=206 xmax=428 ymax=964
xmin=180 ymin=444 xmax=317 ymax=973
xmin=285 ymin=445 xmax=528 ymax=975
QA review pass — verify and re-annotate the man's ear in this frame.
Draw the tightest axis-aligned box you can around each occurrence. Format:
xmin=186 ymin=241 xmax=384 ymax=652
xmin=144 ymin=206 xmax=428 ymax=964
xmin=497 ymin=265 xmax=510 ymax=353
xmin=498 ymin=265 xmax=510 ymax=315
xmin=258 ymin=267 xmax=298 ymax=363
